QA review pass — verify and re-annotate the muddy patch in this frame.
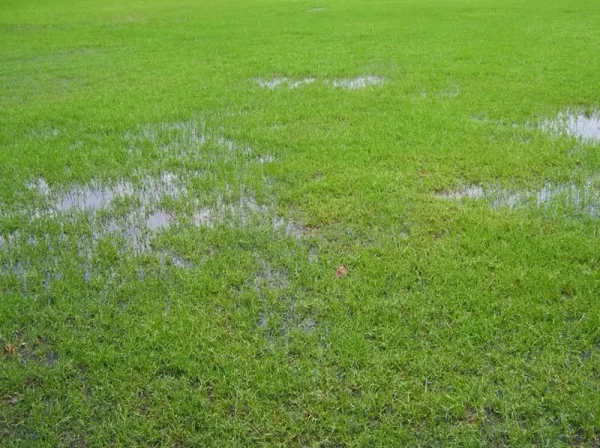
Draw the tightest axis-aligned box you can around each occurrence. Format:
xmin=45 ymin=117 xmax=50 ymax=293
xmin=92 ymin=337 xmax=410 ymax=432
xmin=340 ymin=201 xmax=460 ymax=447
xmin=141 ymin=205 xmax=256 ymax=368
xmin=438 ymin=179 xmax=600 ymax=216
xmin=541 ymin=109 xmax=600 ymax=143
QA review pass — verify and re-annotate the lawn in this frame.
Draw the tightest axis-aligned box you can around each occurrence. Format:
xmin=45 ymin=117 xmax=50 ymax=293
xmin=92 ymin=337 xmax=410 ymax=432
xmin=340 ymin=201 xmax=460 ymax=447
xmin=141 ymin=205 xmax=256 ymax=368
xmin=1 ymin=0 xmax=599 ymax=445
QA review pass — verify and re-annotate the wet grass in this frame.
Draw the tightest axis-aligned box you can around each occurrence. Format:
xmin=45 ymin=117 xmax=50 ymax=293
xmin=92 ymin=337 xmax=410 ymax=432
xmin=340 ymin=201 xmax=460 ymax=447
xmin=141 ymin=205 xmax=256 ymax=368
xmin=1 ymin=0 xmax=600 ymax=445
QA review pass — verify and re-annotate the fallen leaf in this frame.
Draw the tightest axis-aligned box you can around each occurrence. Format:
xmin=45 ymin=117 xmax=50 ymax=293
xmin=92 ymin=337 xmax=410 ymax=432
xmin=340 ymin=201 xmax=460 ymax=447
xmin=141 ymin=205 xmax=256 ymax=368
xmin=335 ymin=266 xmax=348 ymax=278
xmin=4 ymin=344 xmax=16 ymax=355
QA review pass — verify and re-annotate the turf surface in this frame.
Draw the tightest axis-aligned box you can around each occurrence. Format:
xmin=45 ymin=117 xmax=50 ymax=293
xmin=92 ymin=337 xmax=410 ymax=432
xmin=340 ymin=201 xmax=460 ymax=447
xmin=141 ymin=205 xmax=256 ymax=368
xmin=1 ymin=0 xmax=599 ymax=445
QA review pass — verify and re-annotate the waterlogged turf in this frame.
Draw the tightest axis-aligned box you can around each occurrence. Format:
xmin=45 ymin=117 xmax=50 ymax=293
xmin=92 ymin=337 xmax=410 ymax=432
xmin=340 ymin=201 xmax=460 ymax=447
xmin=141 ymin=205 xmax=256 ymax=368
xmin=1 ymin=0 xmax=599 ymax=445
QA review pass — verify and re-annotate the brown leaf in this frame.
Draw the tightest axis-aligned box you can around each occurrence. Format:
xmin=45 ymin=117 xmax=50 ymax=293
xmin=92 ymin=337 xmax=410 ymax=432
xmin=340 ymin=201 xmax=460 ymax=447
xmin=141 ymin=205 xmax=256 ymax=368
xmin=335 ymin=266 xmax=348 ymax=278
xmin=3 ymin=344 xmax=16 ymax=355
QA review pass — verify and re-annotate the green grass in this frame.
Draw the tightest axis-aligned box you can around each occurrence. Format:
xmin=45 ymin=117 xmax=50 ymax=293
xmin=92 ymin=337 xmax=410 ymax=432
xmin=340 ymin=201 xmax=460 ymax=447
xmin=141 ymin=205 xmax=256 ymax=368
xmin=1 ymin=0 xmax=600 ymax=445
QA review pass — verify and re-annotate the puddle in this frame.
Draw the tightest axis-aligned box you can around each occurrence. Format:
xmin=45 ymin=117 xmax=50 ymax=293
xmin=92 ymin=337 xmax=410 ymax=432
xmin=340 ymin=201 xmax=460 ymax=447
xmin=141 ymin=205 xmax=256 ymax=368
xmin=17 ymin=174 xmax=303 ymax=255
xmin=273 ymin=217 xmax=304 ymax=238
xmin=298 ymin=317 xmax=317 ymax=333
xmin=190 ymin=197 xmax=303 ymax=238
xmin=257 ymin=77 xmax=288 ymax=90
xmin=127 ymin=120 xmax=206 ymax=145
xmin=257 ymin=77 xmax=315 ymax=90
xmin=470 ymin=114 xmax=489 ymax=123
xmin=170 ymin=256 xmax=194 ymax=269
xmin=1 ymin=261 xmax=26 ymax=277
xmin=438 ymin=179 xmax=600 ymax=216
xmin=257 ymin=76 xmax=385 ymax=90
xmin=55 ymin=182 xmax=134 ymax=213
xmin=2 ymin=119 xmax=316 ymax=294
xmin=193 ymin=208 xmax=213 ymax=227
xmin=288 ymin=78 xmax=316 ymax=89
xmin=257 ymin=155 xmax=275 ymax=164
xmin=328 ymin=76 xmax=385 ymax=90
xmin=308 ymin=247 xmax=318 ymax=264
xmin=125 ymin=119 xmax=260 ymax=167
xmin=439 ymin=86 xmax=460 ymax=98
xmin=258 ymin=310 xmax=317 ymax=341
xmin=26 ymin=178 xmax=51 ymax=196
xmin=418 ymin=86 xmax=460 ymax=99
xmin=438 ymin=185 xmax=485 ymax=200
xmin=16 ymin=173 xmax=192 ymax=255
xmin=29 ymin=127 xmax=59 ymax=140
xmin=146 ymin=211 xmax=173 ymax=231
xmin=254 ymin=261 xmax=290 ymax=291
xmin=26 ymin=173 xmax=186 ymax=217
xmin=541 ymin=109 xmax=600 ymax=143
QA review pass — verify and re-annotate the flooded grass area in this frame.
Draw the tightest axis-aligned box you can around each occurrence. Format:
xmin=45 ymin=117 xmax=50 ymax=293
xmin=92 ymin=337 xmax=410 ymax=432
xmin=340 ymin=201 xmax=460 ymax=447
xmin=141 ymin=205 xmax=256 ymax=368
xmin=438 ymin=178 xmax=600 ymax=217
xmin=256 ymin=75 xmax=385 ymax=90
xmin=1 ymin=0 xmax=600 ymax=446
xmin=0 ymin=119 xmax=307 ymax=300
xmin=541 ymin=109 xmax=600 ymax=143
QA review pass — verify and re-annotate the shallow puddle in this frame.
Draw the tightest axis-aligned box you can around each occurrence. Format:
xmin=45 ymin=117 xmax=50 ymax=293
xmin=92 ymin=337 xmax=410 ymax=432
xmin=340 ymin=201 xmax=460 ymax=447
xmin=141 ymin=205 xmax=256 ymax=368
xmin=308 ymin=247 xmax=318 ymax=264
xmin=257 ymin=155 xmax=275 ymax=164
xmin=438 ymin=185 xmax=485 ymax=200
xmin=257 ymin=77 xmax=289 ymax=90
xmin=146 ymin=211 xmax=173 ymax=231
xmin=541 ymin=109 xmax=600 ymax=143
xmin=298 ymin=317 xmax=317 ymax=333
xmin=193 ymin=208 xmax=213 ymax=227
xmin=438 ymin=86 xmax=460 ymax=98
xmin=288 ymin=78 xmax=316 ymax=89
xmin=438 ymin=179 xmax=600 ymax=216
xmin=257 ymin=76 xmax=384 ymax=90
xmin=254 ymin=261 xmax=290 ymax=291
xmin=126 ymin=120 xmax=207 ymax=146
xmin=26 ymin=178 xmax=51 ymax=196
xmin=29 ymin=127 xmax=59 ymax=140
xmin=418 ymin=86 xmax=460 ymax=99
xmin=3 ymin=120 xmax=315 ymax=292
xmin=19 ymin=173 xmax=302 ymax=254
xmin=328 ymin=76 xmax=385 ymax=90
xmin=273 ymin=217 xmax=304 ymax=238
xmin=257 ymin=77 xmax=315 ymax=90
xmin=27 ymin=172 xmax=187 ymax=217
xmin=55 ymin=182 xmax=134 ymax=212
